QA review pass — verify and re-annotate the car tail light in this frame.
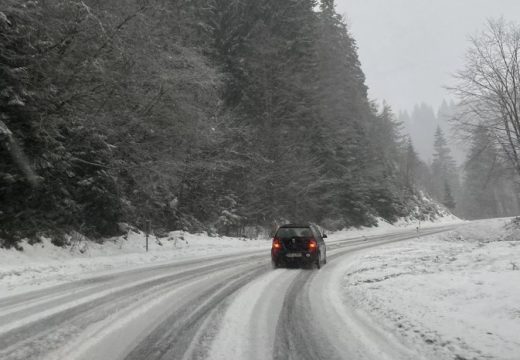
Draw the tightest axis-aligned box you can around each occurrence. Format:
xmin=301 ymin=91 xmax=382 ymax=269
xmin=308 ymin=239 xmax=317 ymax=251
xmin=272 ymin=238 xmax=282 ymax=250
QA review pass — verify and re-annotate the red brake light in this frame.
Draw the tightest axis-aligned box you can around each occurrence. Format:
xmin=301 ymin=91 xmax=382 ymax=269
xmin=272 ymin=238 xmax=282 ymax=249
xmin=308 ymin=239 xmax=317 ymax=251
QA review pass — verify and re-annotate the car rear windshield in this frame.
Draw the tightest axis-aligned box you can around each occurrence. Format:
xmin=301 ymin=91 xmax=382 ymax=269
xmin=276 ymin=227 xmax=313 ymax=238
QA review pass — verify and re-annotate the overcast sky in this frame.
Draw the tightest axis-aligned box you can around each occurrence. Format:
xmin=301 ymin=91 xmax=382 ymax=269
xmin=335 ymin=0 xmax=520 ymax=113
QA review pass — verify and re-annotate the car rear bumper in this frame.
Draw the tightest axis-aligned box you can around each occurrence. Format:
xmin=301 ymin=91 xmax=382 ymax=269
xmin=271 ymin=250 xmax=318 ymax=264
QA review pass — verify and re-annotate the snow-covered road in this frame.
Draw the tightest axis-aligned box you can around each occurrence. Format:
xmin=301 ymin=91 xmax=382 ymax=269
xmin=0 ymin=226 xmax=459 ymax=360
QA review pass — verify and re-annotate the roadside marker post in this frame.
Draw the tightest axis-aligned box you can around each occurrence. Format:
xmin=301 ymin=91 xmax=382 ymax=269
xmin=145 ymin=220 xmax=151 ymax=252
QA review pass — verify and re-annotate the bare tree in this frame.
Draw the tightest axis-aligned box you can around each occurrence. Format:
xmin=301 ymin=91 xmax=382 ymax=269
xmin=451 ymin=18 xmax=520 ymax=175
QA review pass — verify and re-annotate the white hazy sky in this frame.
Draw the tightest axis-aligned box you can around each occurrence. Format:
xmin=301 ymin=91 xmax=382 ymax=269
xmin=335 ymin=0 xmax=520 ymax=113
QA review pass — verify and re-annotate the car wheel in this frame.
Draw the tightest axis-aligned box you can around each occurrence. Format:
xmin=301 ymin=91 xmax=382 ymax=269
xmin=315 ymin=252 xmax=321 ymax=269
xmin=272 ymin=260 xmax=280 ymax=269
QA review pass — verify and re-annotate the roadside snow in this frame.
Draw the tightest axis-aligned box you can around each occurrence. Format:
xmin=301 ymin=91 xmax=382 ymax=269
xmin=0 ymin=231 xmax=269 ymax=297
xmin=0 ymin=214 xmax=462 ymax=298
xmin=341 ymin=218 xmax=520 ymax=360
xmin=326 ymin=215 xmax=463 ymax=242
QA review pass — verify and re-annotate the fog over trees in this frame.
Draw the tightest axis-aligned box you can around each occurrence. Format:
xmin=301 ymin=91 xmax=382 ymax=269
xmin=400 ymin=98 xmax=520 ymax=220
xmin=1 ymin=1 xmax=519 ymax=246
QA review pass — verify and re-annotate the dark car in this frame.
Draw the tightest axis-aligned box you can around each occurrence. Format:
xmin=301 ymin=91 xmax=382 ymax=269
xmin=271 ymin=224 xmax=327 ymax=269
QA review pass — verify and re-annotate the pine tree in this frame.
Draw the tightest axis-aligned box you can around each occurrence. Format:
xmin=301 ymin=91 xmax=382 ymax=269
xmin=400 ymin=136 xmax=419 ymax=192
xmin=410 ymin=103 xmax=438 ymax=160
xmin=320 ymin=0 xmax=335 ymax=12
xmin=431 ymin=126 xmax=459 ymax=208
xmin=1 ymin=0 xmax=224 ymax=241
xmin=443 ymin=180 xmax=456 ymax=210
xmin=311 ymin=1 xmax=380 ymax=226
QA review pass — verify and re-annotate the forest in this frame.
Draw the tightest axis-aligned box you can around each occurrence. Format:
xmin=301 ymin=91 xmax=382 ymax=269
xmin=1 ymin=0 xmax=515 ymax=246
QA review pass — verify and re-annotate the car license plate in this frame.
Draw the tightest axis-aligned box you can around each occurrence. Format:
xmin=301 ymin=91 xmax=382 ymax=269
xmin=286 ymin=253 xmax=302 ymax=258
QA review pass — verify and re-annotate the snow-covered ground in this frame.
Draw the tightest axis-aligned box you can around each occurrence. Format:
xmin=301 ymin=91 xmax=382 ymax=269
xmin=4 ymin=216 xmax=515 ymax=359
xmin=0 ymin=231 xmax=269 ymax=297
xmin=327 ymin=214 xmax=462 ymax=242
xmin=0 ymin=216 xmax=464 ymax=298
xmin=342 ymin=217 xmax=520 ymax=360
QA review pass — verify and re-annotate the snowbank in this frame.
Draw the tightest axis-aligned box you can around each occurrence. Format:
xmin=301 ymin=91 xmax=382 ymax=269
xmin=342 ymin=217 xmax=520 ymax=360
xmin=0 ymin=231 xmax=269 ymax=297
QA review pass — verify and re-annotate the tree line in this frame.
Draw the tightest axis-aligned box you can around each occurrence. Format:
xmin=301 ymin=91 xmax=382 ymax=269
xmin=1 ymin=0 xmax=446 ymax=246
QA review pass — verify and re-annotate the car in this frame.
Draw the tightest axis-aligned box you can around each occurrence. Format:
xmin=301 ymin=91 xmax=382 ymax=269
xmin=271 ymin=223 xmax=327 ymax=269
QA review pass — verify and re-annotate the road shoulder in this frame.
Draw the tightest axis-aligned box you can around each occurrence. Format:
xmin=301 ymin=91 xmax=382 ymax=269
xmin=339 ymin=218 xmax=520 ymax=360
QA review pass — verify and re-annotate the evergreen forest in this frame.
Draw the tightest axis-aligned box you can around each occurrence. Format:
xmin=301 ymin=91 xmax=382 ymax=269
xmin=0 ymin=0 xmax=460 ymax=245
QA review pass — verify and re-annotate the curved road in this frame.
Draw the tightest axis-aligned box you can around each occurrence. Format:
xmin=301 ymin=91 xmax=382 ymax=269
xmin=0 ymin=226 xmax=458 ymax=360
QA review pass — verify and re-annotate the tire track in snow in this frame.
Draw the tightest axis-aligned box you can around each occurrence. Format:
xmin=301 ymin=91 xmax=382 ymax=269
xmin=273 ymin=269 xmax=340 ymax=360
xmin=0 ymin=255 xmax=267 ymax=360
xmin=123 ymin=262 xmax=270 ymax=360
xmin=207 ymin=268 xmax=299 ymax=360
